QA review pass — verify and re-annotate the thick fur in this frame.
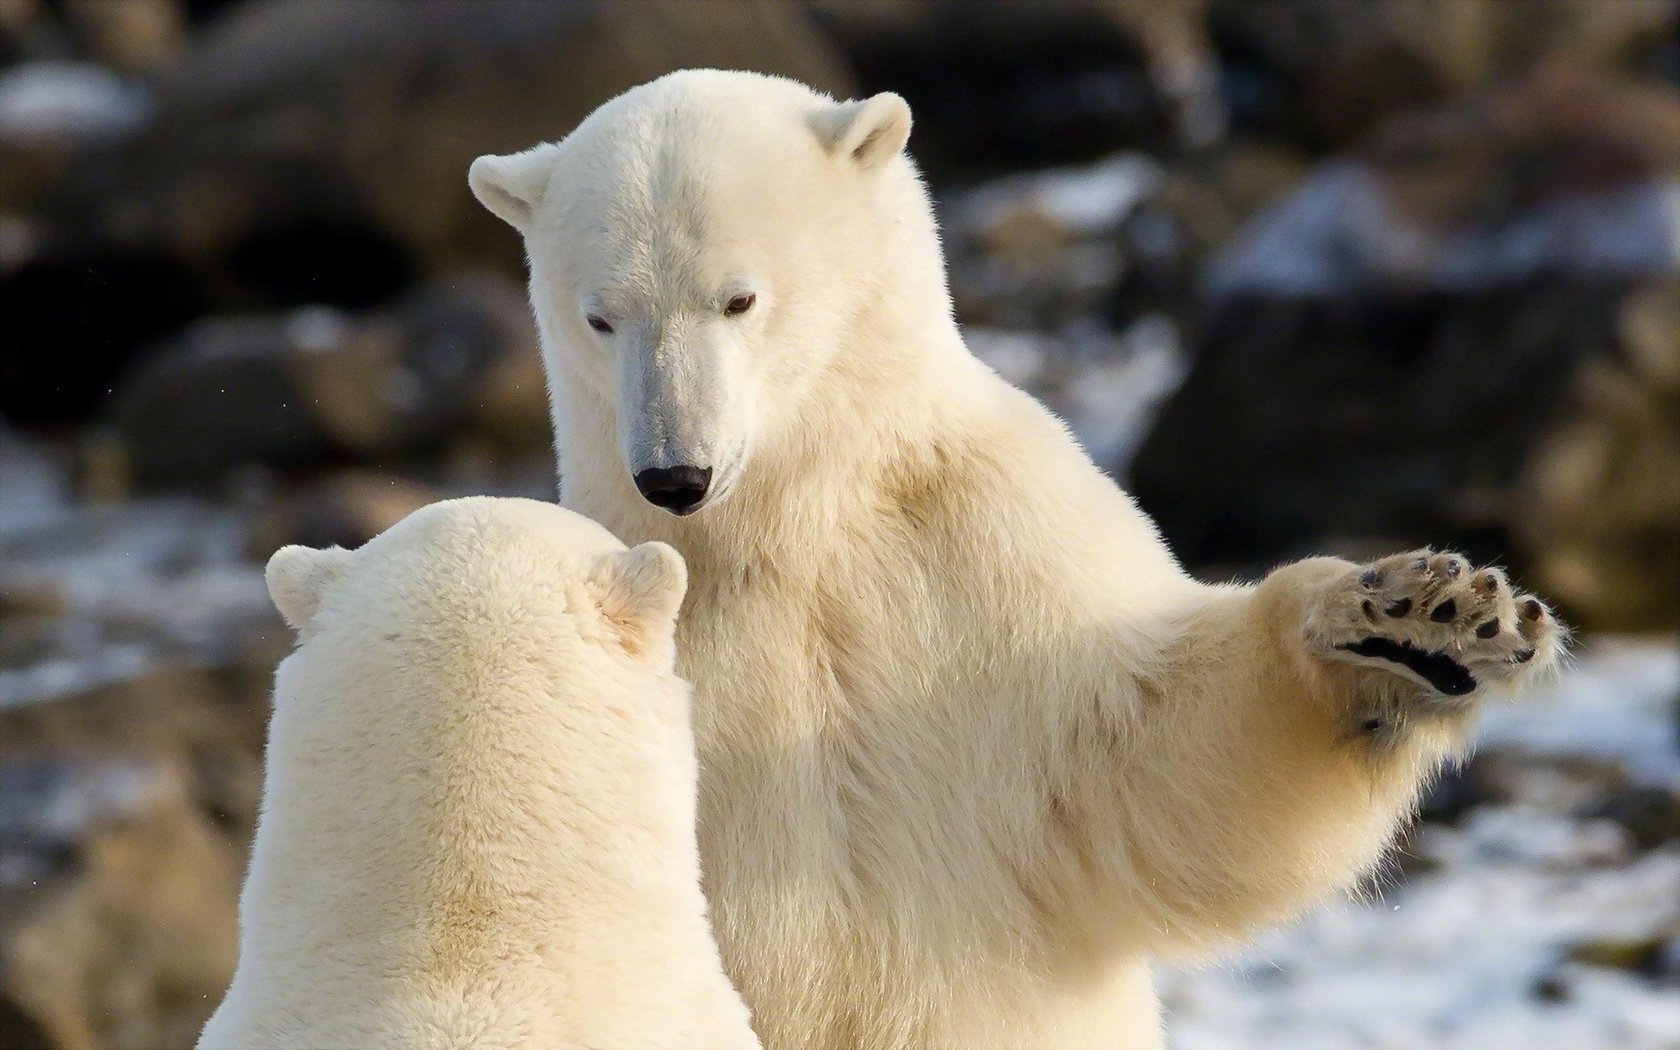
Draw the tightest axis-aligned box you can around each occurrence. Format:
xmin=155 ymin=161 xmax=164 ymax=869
xmin=198 ymin=497 xmax=759 ymax=1050
xmin=471 ymin=71 xmax=1566 ymax=1050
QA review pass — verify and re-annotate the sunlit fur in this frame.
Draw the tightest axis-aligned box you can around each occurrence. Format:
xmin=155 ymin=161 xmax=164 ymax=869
xmin=473 ymin=71 xmax=1565 ymax=1050
xmin=198 ymin=498 xmax=758 ymax=1050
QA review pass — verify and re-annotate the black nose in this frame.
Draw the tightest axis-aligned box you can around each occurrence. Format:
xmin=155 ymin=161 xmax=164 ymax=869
xmin=633 ymin=465 xmax=713 ymax=515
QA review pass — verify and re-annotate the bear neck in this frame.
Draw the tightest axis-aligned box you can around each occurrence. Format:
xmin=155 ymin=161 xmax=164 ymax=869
xmin=242 ymin=659 xmax=706 ymax=983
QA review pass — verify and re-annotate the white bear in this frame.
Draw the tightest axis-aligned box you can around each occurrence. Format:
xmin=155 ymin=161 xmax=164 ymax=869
xmin=197 ymin=497 xmax=759 ymax=1050
xmin=469 ymin=71 xmax=1566 ymax=1049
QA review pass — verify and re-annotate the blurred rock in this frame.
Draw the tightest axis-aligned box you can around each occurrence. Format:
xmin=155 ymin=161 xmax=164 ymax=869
xmin=2 ymin=0 xmax=854 ymax=429
xmin=1421 ymin=746 xmax=1666 ymax=833
xmin=1567 ymin=933 xmax=1671 ymax=975
xmin=0 ymin=0 xmax=191 ymax=73
xmin=948 ymin=154 xmax=1165 ymax=328
xmin=1131 ymin=279 xmax=1615 ymax=568
xmin=0 ymin=663 xmax=273 ymax=836
xmin=1515 ymin=278 xmax=1680 ymax=632
xmin=810 ymin=0 xmax=1181 ymax=176
xmin=0 ymin=245 xmax=206 ymax=430
xmin=1209 ymin=0 xmax=1679 ymax=152
xmin=1206 ymin=69 xmax=1680 ymax=297
xmin=57 ymin=0 xmax=188 ymax=74
xmin=946 ymin=143 xmax=1306 ymax=335
xmin=111 ymin=273 xmax=543 ymax=486
xmin=1419 ymin=750 xmax=1528 ymax=825
xmin=246 ymin=470 xmax=442 ymax=555
xmin=0 ymin=662 xmax=272 ymax=1050
xmin=0 ymin=758 xmax=240 ymax=1050
xmin=1132 ymin=70 xmax=1680 ymax=573
xmin=1587 ymin=786 xmax=1680 ymax=852
xmin=965 ymin=319 xmax=1186 ymax=470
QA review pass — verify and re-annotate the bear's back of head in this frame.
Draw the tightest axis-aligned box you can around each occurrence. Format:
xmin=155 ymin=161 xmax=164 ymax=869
xmin=264 ymin=497 xmax=691 ymax=754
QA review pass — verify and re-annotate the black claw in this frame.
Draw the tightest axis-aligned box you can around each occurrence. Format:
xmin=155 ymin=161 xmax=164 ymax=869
xmin=1385 ymin=597 xmax=1413 ymax=617
xmin=1430 ymin=598 xmax=1457 ymax=622
xmin=1521 ymin=599 xmax=1545 ymax=622
xmin=1361 ymin=717 xmax=1385 ymax=733
xmin=1360 ymin=569 xmax=1380 ymax=588
xmin=1479 ymin=573 xmax=1499 ymax=592
xmin=1475 ymin=619 xmax=1501 ymax=639
xmin=1513 ymin=647 xmax=1536 ymax=663
xmin=1412 ymin=556 xmax=1430 ymax=572
xmin=1444 ymin=560 xmax=1463 ymax=578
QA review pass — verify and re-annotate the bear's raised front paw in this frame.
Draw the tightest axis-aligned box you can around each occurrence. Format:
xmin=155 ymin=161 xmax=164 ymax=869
xmin=1305 ymin=550 xmax=1565 ymax=699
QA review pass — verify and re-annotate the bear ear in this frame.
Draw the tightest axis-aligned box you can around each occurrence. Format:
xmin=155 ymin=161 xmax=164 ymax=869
xmin=811 ymin=92 xmax=912 ymax=171
xmin=589 ymin=542 xmax=688 ymax=658
xmin=468 ymin=143 xmax=561 ymax=232
xmin=265 ymin=545 xmax=352 ymax=633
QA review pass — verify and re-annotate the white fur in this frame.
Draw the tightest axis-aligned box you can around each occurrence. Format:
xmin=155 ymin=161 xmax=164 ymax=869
xmin=198 ymin=497 xmax=758 ymax=1050
xmin=472 ymin=71 xmax=1565 ymax=1049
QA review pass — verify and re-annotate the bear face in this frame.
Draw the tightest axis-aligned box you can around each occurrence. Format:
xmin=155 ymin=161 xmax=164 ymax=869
xmin=469 ymin=71 xmax=926 ymax=517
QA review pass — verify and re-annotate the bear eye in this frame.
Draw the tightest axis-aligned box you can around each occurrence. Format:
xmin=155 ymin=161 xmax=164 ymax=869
xmin=723 ymin=293 xmax=756 ymax=317
xmin=585 ymin=314 xmax=613 ymax=334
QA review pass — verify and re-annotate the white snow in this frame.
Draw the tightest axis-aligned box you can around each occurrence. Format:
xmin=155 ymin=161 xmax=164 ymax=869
xmin=1161 ymin=638 xmax=1680 ymax=1050
xmin=956 ymin=153 xmax=1165 ymax=238
xmin=0 ymin=61 xmax=152 ymax=142
xmin=1205 ymin=164 xmax=1680 ymax=297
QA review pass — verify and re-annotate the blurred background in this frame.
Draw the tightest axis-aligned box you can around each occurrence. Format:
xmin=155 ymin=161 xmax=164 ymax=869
xmin=0 ymin=1 xmax=1676 ymax=1047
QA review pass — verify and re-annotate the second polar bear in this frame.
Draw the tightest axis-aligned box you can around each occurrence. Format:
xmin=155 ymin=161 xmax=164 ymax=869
xmin=197 ymin=497 xmax=758 ymax=1050
xmin=471 ymin=72 xmax=1567 ymax=1049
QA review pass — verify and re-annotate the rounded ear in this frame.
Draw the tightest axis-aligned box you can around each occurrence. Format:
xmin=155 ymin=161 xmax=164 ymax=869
xmin=810 ymin=92 xmax=912 ymax=171
xmin=589 ymin=542 xmax=688 ymax=657
xmin=468 ymin=143 xmax=561 ymax=232
xmin=265 ymin=545 xmax=352 ymax=633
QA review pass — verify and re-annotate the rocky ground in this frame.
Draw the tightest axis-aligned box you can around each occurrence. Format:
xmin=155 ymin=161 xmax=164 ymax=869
xmin=2 ymin=2 xmax=1678 ymax=1047
xmin=1162 ymin=640 xmax=1680 ymax=1050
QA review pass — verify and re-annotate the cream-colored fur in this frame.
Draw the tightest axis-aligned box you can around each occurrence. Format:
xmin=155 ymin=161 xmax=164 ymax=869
xmin=471 ymin=71 xmax=1566 ymax=1050
xmin=197 ymin=497 xmax=759 ymax=1050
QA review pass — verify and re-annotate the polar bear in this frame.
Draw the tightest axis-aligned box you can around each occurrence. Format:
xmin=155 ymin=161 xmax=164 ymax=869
xmin=469 ymin=71 xmax=1566 ymax=1049
xmin=197 ymin=497 xmax=759 ymax=1050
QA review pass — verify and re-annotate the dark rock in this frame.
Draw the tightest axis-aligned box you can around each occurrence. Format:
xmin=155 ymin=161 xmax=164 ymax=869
xmin=1131 ymin=280 xmax=1614 ymax=568
xmin=1207 ymin=0 xmax=1679 ymax=153
xmin=0 ymin=661 xmax=271 ymax=1050
xmin=1420 ymin=755 xmax=1506 ymax=825
xmin=0 ymin=664 xmax=273 ymax=834
xmin=0 ymin=758 xmax=241 ymax=1050
xmin=111 ymin=274 xmax=542 ymax=485
xmin=5 ymin=0 xmax=854 ymax=429
xmin=1567 ymin=934 xmax=1669 ymax=975
xmin=1587 ymin=785 xmax=1680 ymax=851
xmin=1531 ymin=970 xmax=1572 ymax=1003
xmin=0 ymin=244 xmax=207 ymax=430
xmin=1132 ymin=68 xmax=1680 ymax=570
xmin=810 ymin=0 xmax=1182 ymax=178
xmin=1514 ymin=277 xmax=1680 ymax=632
xmin=246 ymin=470 xmax=443 ymax=554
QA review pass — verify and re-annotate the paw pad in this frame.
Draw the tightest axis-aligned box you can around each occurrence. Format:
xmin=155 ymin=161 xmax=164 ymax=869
xmin=1318 ymin=548 xmax=1562 ymax=697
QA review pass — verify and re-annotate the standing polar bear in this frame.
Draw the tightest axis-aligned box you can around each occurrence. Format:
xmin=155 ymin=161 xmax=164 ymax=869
xmin=198 ymin=497 xmax=759 ymax=1050
xmin=470 ymin=70 xmax=1565 ymax=1049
